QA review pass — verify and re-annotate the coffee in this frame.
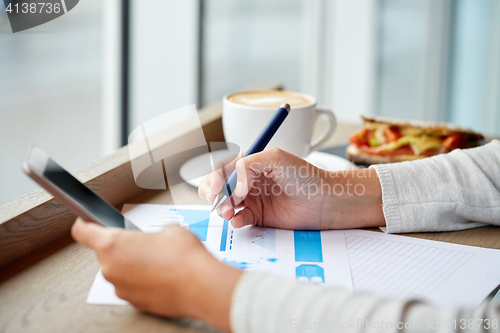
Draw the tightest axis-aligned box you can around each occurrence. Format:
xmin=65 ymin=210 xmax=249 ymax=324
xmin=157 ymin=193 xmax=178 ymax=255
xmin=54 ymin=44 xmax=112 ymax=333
xmin=223 ymin=90 xmax=336 ymax=157
xmin=227 ymin=91 xmax=315 ymax=109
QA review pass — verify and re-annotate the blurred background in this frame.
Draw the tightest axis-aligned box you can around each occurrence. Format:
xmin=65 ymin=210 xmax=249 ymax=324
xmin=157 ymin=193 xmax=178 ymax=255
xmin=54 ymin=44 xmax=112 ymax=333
xmin=1 ymin=0 xmax=499 ymax=205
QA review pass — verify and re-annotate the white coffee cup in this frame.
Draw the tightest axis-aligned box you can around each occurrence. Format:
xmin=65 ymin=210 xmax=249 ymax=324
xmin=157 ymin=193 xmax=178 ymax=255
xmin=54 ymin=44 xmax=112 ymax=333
xmin=222 ymin=90 xmax=336 ymax=157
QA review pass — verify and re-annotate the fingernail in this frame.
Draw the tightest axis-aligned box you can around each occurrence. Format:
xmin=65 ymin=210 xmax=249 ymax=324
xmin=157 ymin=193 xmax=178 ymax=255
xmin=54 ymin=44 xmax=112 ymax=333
xmin=205 ymin=193 xmax=211 ymax=204
xmin=235 ymin=181 xmax=243 ymax=193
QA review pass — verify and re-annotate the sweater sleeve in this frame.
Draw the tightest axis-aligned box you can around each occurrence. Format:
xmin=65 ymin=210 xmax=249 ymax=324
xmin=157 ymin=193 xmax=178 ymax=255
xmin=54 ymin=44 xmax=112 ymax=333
xmin=230 ymin=272 xmax=500 ymax=333
xmin=372 ymin=140 xmax=500 ymax=233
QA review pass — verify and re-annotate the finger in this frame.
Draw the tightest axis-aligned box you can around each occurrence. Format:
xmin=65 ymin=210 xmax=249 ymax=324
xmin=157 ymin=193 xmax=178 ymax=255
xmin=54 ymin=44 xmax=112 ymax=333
xmin=233 ymin=149 xmax=279 ymax=197
xmin=198 ymin=172 xmax=222 ymax=201
xmin=233 ymin=201 xmax=246 ymax=209
xmin=71 ymin=217 xmax=117 ymax=250
xmin=208 ymin=170 xmax=225 ymax=195
xmin=212 ymin=150 xmax=244 ymax=176
xmin=199 ymin=151 xmax=247 ymax=204
xmin=231 ymin=207 xmax=259 ymax=228
xmin=235 ymin=175 xmax=250 ymax=196
xmin=198 ymin=163 xmax=234 ymax=202
xmin=215 ymin=149 xmax=285 ymax=215
xmin=198 ymin=175 xmax=215 ymax=204
xmin=214 ymin=187 xmax=249 ymax=218
xmin=199 ymin=161 xmax=238 ymax=203
xmin=216 ymin=203 xmax=235 ymax=221
xmin=114 ymin=285 xmax=150 ymax=310
xmin=207 ymin=151 xmax=246 ymax=195
xmin=198 ymin=167 xmax=232 ymax=204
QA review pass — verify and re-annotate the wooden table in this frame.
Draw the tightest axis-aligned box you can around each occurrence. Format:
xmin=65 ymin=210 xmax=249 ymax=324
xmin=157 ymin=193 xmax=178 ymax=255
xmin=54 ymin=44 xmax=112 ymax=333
xmin=1 ymin=114 xmax=499 ymax=333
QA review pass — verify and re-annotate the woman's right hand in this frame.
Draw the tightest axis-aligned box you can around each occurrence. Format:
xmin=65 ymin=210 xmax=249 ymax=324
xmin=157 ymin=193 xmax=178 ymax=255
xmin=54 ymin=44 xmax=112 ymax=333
xmin=198 ymin=148 xmax=385 ymax=231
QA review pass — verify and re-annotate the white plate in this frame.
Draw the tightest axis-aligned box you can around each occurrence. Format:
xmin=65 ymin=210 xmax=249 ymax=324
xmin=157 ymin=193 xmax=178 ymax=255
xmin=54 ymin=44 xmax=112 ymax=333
xmin=180 ymin=150 xmax=357 ymax=188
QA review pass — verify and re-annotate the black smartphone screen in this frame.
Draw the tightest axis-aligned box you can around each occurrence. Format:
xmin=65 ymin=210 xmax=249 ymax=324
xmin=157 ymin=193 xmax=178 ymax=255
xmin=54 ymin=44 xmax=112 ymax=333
xmin=44 ymin=159 xmax=126 ymax=229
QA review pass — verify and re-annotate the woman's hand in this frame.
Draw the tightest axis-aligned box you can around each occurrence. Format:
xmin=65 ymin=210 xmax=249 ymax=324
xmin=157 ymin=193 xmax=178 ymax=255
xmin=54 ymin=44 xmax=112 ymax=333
xmin=199 ymin=148 xmax=385 ymax=230
xmin=71 ymin=218 xmax=242 ymax=332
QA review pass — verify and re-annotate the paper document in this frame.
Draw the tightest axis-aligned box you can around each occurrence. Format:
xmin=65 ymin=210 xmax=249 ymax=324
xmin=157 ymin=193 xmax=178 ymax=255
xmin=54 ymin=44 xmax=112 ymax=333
xmin=87 ymin=204 xmax=353 ymax=305
xmin=345 ymin=229 xmax=500 ymax=308
xmin=87 ymin=204 xmax=500 ymax=308
xmin=87 ymin=269 xmax=128 ymax=306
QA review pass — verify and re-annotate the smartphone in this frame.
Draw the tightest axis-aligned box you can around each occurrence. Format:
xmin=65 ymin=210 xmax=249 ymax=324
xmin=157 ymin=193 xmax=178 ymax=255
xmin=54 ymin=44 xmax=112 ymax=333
xmin=22 ymin=145 xmax=138 ymax=230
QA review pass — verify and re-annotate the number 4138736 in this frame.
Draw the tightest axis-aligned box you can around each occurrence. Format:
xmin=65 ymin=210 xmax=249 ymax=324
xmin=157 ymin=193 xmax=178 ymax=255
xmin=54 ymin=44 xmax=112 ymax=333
xmin=5 ymin=2 xmax=62 ymax=14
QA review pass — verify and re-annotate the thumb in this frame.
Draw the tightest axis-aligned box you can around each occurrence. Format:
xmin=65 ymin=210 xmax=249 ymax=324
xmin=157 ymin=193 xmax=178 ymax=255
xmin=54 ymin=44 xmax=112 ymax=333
xmin=233 ymin=147 xmax=286 ymax=198
xmin=71 ymin=217 xmax=118 ymax=250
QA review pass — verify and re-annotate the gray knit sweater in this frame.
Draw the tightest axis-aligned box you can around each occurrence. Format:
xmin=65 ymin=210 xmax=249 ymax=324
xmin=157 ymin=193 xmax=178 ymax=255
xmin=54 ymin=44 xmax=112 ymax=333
xmin=230 ymin=140 xmax=500 ymax=333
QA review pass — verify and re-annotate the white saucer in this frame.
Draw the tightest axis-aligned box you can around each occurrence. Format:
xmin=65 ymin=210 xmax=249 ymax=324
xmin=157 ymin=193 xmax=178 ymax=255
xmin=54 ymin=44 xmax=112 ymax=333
xmin=180 ymin=150 xmax=357 ymax=188
xmin=179 ymin=149 xmax=239 ymax=188
xmin=304 ymin=151 xmax=357 ymax=172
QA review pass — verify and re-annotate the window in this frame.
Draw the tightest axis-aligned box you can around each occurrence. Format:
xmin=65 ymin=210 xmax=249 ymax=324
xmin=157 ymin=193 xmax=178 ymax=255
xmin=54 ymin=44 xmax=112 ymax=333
xmin=0 ymin=0 xmax=104 ymax=204
xmin=2 ymin=0 xmax=499 ymax=205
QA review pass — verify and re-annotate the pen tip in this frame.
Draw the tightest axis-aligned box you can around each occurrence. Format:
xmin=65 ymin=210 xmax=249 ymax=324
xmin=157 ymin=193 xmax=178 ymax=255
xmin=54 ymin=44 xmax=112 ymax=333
xmin=280 ymin=103 xmax=290 ymax=112
xmin=211 ymin=193 xmax=225 ymax=212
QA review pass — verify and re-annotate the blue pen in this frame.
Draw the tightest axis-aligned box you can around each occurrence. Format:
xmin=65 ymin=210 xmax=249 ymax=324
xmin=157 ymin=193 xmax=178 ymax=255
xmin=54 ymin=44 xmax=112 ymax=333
xmin=211 ymin=103 xmax=291 ymax=212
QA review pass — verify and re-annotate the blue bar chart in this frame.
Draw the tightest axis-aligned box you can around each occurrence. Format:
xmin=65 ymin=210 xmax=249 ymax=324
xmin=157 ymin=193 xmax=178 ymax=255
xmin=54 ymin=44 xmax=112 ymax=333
xmin=293 ymin=230 xmax=323 ymax=262
xmin=220 ymin=220 xmax=229 ymax=251
xmin=120 ymin=204 xmax=354 ymax=292
xmin=175 ymin=209 xmax=210 ymax=241
xmin=296 ymin=264 xmax=325 ymax=283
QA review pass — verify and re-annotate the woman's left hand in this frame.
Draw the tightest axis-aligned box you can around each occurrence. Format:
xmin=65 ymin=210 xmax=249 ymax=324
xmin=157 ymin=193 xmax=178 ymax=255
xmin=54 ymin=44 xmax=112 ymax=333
xmin=71 ymin=218 xmax=242 ymax=332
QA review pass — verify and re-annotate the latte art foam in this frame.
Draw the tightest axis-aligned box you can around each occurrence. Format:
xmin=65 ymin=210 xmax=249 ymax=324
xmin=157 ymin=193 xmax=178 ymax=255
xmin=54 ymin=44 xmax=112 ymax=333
xmin=227 ymin=91 xmax=314 ymax=109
